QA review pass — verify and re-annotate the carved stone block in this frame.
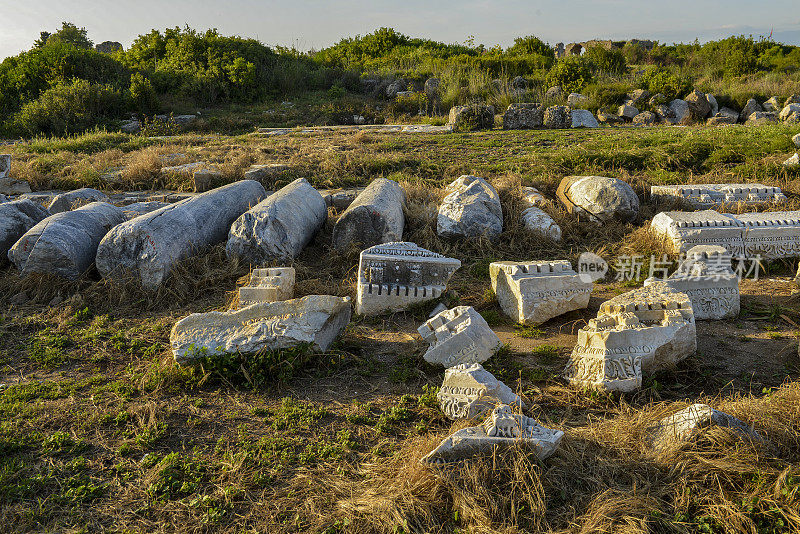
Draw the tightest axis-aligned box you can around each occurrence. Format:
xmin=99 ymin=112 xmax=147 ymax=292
xmin=651 ymin=184 xmax=786 ymax=209
xmin=239 ymin=267 xmax=295 ymax=307
xmin=418 ymin=306 xmax=501 ymax=367
xmin=438 ymin=363 xmax=524 ymax=420
xmin=738 ymin=211 xmax=800 ymax=260
xmin=650 ymin=210 xmax=744 ymax=256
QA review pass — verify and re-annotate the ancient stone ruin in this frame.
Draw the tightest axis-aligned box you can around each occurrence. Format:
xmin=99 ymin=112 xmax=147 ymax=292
xmin=437 ymin=175 xmax=503 ymax=240
xmin=438 ymin=363 xmax=524 ymax=420
xmin=652 ymin=403 xmax=760 ymax=449
xmin=557 ymin=175 xmax=639 ymax=223
xmin=0 ymin=199 xmax=50 ymax=263
xmin=418 ymin=306 xmax=501 ymax=367
xmin=238 ymin=267 xmax=295 ymax=307
xmin=650 ymin=184 xmax=786 ymax=209
xmin=332 ymin=178 xmax=405 ymax=251
xmin=47 ymin=187 xmax=111 ymax=214
xmin=355 ymin=242 xmax=461 ymax=315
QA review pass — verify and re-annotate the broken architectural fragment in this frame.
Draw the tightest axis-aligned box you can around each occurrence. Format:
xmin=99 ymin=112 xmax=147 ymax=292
xmin=437 ymin=175 xmax=503 ymax=239
xmin=47 ymin=188 xmax=110 ymax=214
xmin=96 ymin=180 xmax=266 ymax=289
xmin=170 ymin=295 xmax=352 ymax=364
xmin=0 ymin=199 xmax=50 ymax=264
xmin=226 ymin=178 xmax=326 ymax=263
xmin=418 ymin=306 xmax=501 ymax=367
xmin=650 ymin=210 xmax=745 ymax=256
xmin=557 ymin=175 xmax=639 ymax=223
xmin=438 ymin=363 xmax=524 ymax=420
xmin=490 ymin=261 xmax=592 ymax=325
xmin=238 ymin=267 xmax=295 ymax=307
xmin=644 ymin=245 xmax=739 ymax=320
xmin=420 ymin=405 xmax=563 ymax=465
xmin=737 ymin=211 xmax=800 ymax=260
xmin=563 ymin=282 xmax=696 ymax=392
xmin=9 ymin=202 xmax=125 ymax=279
xmin=650 ymin=184 xmax=786 ymax=209
xmin=652 ymin=404 xmax=760 ymax=449
xmin=519 ymin=187 xmax=561 ymax=241
xmin=332 ymin=178 xmax=405 ymax=250
xmin=355 ymin=242 xmax=461 ymax=315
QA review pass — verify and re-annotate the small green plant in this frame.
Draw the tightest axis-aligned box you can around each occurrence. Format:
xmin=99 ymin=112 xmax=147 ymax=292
xmin=514 ymin=324 xmax=544 ymax=339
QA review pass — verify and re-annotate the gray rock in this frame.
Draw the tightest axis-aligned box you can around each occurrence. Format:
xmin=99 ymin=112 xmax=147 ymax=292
xmin=0 ymin=194 xmax=7 ymax=203
xmin=668 ymin=99 xmax=689 ymax=123
xmin=120 ymin=201 xmax=169 ymax=220
xmin=226 ymin=178 xmax=326 ymax=263
xmin=161 ymin=162 xmax=208 ymax=177
xmin=120 ymin=120 xmax=140 ymax=134
xmin=632 ymin=111 xmax=657 ymax=126
xmin=597 ymin=110 xmax=624 ymax=124
xmin=48 ymin=188 xmax=110 ymax=214
xmin=447 ymin=104 xmax=495 ymax=131
xmin=685 ymin=89 xmax=711 ymax=119
xmin=784 ymin=153 xmax=800 ymax=167
xmin=9 ymin=202 xmax=125 ymax=279
xmin=707 ymin=93 xmax=719 ymax=116
xmin=0 ymin=199 xmax=50 ymax=263
xmin=653 ymin=403 xmax=760 ymax=449
xmin=545 ymin=86 xmax=563 ymax=99
xmin=243 ymin=164 xmax=291 ymax=184
xmin=386 ymin=79 xmax=406 ymax=98
xmin=654 ymin=104 xmax=677 ymax=124
xmin=763 ymin=96 xmax=780 ymax=112
xmin=746 ymin=111 xmax=778 ymax=125
xmin=784 ymin=94 xmax=800 ymax=108
xmin=437 ymin=175 xmax=502 ymax=239
xmin=96 ymin=180 xmax=266 ymax=289
xmin=567 ymin=92 xmax=588 ymax=107
xmin=543 ymin=105 xmax=571 ymax=128
xmin=0 ymin=177 xmax=30 ymax=196
xmin=332 ymin=178 xmax=405 ymax=250
xmin=503 ymin=103 xmax=543 ymax=129
xmin=173 ymin=115 xmax=197 ymax=127
xmin=424 ymin=77 xmax=441 ymax=95
xmin=522 ymin=206 xmax=561 ymax=241
xmin=618 ymin=103 xmax=639 ymax=120
xmin=648 ymin=93 xmax=668 ymax=106
xmin=510 ymin=76 xmax=527 ymax=90
xmin=192 ymin=169 xmax=223 ymax=193
xmin=628 ymin=89 xmax=651 ymax=106
xmin=557 ymin=175 xmax=639 ymax=223
xmin=740 ymin=98 xmax=763 ymax=122
xmin=793 ymin=133 xmax=800 ymax=148
xmin=571 ymin=109 xmax=599 ymax=128
xmin=779 ymin=104 xmax=800 ymax=123
xmin=716 ymin=107 xmax=739 ymax=123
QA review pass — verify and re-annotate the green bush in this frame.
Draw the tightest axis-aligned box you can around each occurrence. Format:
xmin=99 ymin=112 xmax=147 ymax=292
xmin=638 ymin=67 xmax=693 ymax=99
xmin=546 ymin=56 xmax=594 ymax=93
xmin=128 ymin=72 xmax=160 ymax=115
xmin=584 ymin=46 xmax=628 ymax=76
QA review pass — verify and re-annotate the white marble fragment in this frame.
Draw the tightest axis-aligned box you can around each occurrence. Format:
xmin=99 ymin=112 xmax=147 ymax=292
xmin=652 ymin=403 xmax=760 ymax=449
xmin=420 ymin=405 xmax=563 ymax=465
xmin=563 ymin=282 xmax=696 ymax=392
xmin=238 ymin=267 xmax=295 ymax=307
xmin=650 ymin=210 xmax=744 ymax=256
xmin=170 ymin=295 xmax=351 ymax=364
xmin=784 ymin=153 xmax=799 ymax=167
xmin=438 ymin=363 xmax=524 ymax=420
xmin=418 ymin=306 xmax=501 ymax=367
xmin=332 ymin=178 xmax=405 ymax=250
xmin=650 ymin=184 xmax=786 ymax=209
xmin=490 ymin=261 xmax=591 ymax=325
xmin=355 ymin=242 xmax=461 ymax=315
xmin=437 ymin=175 xmax=503 ymax=240
xmin=521 ymin=207 xmax=562 ymax=241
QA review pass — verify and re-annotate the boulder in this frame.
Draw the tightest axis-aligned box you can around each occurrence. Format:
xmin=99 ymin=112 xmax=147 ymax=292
xmin=779 ymin=104 xmax=800 ymax=123
xmin=566 ymin=92 xmax=588 ymax=107
xmin=763 ymin=96 xmax=780 ymax=112
xmin=418 ymin=306 xmax=501 ymax=367
xmin=332 ymin=178 xmax=405 ymax=250
xmin=424 ymin=77 xmax=441 ymax=95
xmin=438 ymin=363 xmax=524 ymax=420
xmin=437 ymin=175 xmax=502 ymax=239
xmin=120 ymin=120 xmax=141 ymax=134
xmin=784 ymin=153 xmax=800 ymax=167
xmin=746 ymin=111 xmax=778 ymax=125
xmin=0 ymin=177 xmax=30 ymax=196
xmin=0 ymin=194 xmax=7 ymax=203
xmin=685 ymin=89 xmax=712 ymax=119
xmin=597 ymin=110 xmax=624 ymax=124
xmin=648 ymin=93 xmax=668 ymax=106
xmin=503 ymin=103 xmax=543 ymax=129
xmin=522 ymin=206 xmax=562 ymax=241
xmin=784 ymin=94 xmax=800 ymax=108
xmin=243 ymin=164 xmax=291 ymax=184
xmin=226 ymin=178 xmax=326 ymax=263
xmin=793 ymin=133 xmax=800 ymax=148
xmin=9 ymin=202 xmax=125 ymax=279
xmin=707 ymin=93 xmax=719 ymax=116
xmin=556 ymin=175 xmax=639 ymax=223
xmin=510 ymin=76 xmax=527 ymax=90
xmin=447 ymin=104 xmax=495 ymax=131
xmin=96 ymin=180 xmax=266 ymax=289
xmin=238 ymin=267 xmax=295 ymax=307
xmin=0 ymin=199 xmax=50 ymax=263
xmin=740 ymin=98 xmax=763 ymax=122
xmin=655 ymin=104 xmax=678 ymax=124
xmin=628 ymin=89 xmax=651 ymax=106
xmin=618 ymin=103 xmax=639 ymax=121
xmin=170 ymin=295 xmax=352 ymax=364
xmin=707 ymin=107 xmax=739 ymax=125
xmin=632 ymin=111 xmax=657 ymax=126
xmin=669 ymin=99 xmax=690 ymax=123
xmin=48 ymin=188 xmax=110 ymax=214
xmin=545 ymin=86 xmax=563 ymax=99
xmin=192 ymin=169 xmax=223 ymax=193
xmin=173 ymin=115 xmax=197 ymax=127
xmin=653 ymin=404 xmax=760 ymax=449
xmin=571 ymin=109 xmax=599 ymax=128
xmin=543 ymin=105 xmax=571 ymax=128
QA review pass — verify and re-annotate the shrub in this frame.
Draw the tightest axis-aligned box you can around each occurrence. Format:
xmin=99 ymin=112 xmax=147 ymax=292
xmin=584 ymin=46 xmax=628 ymax=76
xmin=546 ymin=56 xmax=594 ymax=93
xmin=638 ymin=67 xmax=692 ymax=100
xmin=128 ymin=72 xmax=160 ymax=115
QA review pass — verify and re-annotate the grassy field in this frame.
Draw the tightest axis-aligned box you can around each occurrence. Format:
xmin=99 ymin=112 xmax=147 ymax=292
xmin=2 ymin=123 xmax=800 ymax=533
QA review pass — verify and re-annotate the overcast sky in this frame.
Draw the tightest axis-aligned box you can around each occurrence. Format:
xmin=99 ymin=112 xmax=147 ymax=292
xmin=1 ymin=0 xmax=798 ymax=60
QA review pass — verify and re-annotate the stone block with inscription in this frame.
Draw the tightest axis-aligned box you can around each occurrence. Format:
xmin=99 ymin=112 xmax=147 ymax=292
xmin=644 ymin=245 xmax=739 ymax=320
xmin=490 ymin=260 xmax=592 ymax=325
xmin=420 ymin=405 xmax=563 ymax=465
xmin=738 ymin=211 xmax=800 ymax=260
xmin=563 ymin=282 xmax=696 ymax=392
xmin=238 ymin=267 xmax=295 ymax=307
xmin=438 ymin=363 xmax=524 ymax=420
xmin=418 ymin=306 xmax=501 ymax=367
xmin=650 ymin=184 xmax=786 ymax=209
xmin=650 ymin=210 xmax=744 ymax=256
xmin=170 ymin=295 xmax=352 ymax=364
xmin=355 ymin=242 xmax=461 ymax=315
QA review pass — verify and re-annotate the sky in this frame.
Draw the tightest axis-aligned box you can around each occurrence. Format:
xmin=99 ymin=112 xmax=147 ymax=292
xmin=0 ymin=0 xmax=799 ymax=60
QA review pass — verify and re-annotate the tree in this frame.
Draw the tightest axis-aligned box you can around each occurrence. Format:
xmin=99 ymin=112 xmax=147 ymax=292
xmin=46 ymin=22 xmax=93 ymax=50
xmin=33 ymin=32 xmax=51 ymax=49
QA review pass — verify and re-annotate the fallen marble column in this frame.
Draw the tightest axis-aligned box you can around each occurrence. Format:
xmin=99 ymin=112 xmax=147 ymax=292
xmin=418 ymin=306 xmax=501 ymax=367
xmin=644 ymin=245 xmax=740 ymax=320
xmin=437 ymin=175 xmax=503 ymax=239
xmin=490 ymin=260 xmax=592 ymax=325
xmin=438 ymin=363 xmax=524 ymax=420
xmin=0 ymin=199 xmax=51 ymax=264
xmin=170 ymin=295 xmax=352 ymax=364
xmin=355 ymin=241 xmax=461 ymax=315
xmin=652 ymin=403 xmax=760 ymax=449
xmin=96 ymin=180 xmax=266 ymax=289
xmin=651 ymin=184 xmax=786 ymax=209
xmin=8 ymin=202 xmax=125 ymax=279
xmin=120 ymin=201 xmax=169 ymax=220
xmin=563 ymin=282 xmax=696 ymax=392
xmin=420 ymin=405 xmax=563 ymax=465
xmin=226 ymin=178 xmax=326 ymax=263
xmin=332 ymin=178 xmax=405 ymax=250
xmin=48 ymin=187 xmax=110 ymax=214
xmin=238 ymin=267 xmax=295 ymax=307
xmin=650 ymin=210 xmax=745 ymax=256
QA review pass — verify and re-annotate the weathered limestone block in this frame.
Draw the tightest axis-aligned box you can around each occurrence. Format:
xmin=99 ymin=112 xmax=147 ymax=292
xmin=438 ymin=363 xmax=524 ymax=420
xmin=161 ymin=161 xmax=208 ymax=177
xmin=567 ymin=92 xmax=588 ymax=107
xmin=597 ymin=110 xmax=624 ymax=124
xmin=238 ymin=267 xmax=295 ymax=307
xmin=9 ymin=202 xmax=125 ymax=279
xmin=779 ymin=104 xmax=800 ymax=123
xmin=48 ymin=188 xmax=110 ymax=214
xmin=170 ymin=295 xmax=352 ymax=364
xmin=503 ymin=103 xmax=543 ymax=129
xmin=653 ymin=404 xmax=760 ymax=449
xmin=120 ymin=201 xmax=169 ymax=220
xmin=764 ymin=96 xmax=781 ymax=112
xmin=447 ymin=104 xmax=495 ymax=131
xmin=192 ymin=169 xmax=224 ymax=193
xmin=96 ymin=180 xmax=266 ymax=289
xmin=650 ymin=184 xmax=786 ymax=209
xmin=355 ymin=242 xmax=460 ymax=315
xmin=738 ymin=211 xmax=800 ymax=260
xmin=557 ymin=175 xmax=639 ymax=223
xmin=0 ymin=199 xmax=50 ymax=263
xmin=571 ymin=109 xmax=599 ymax=128
xmin=563 ymin=282 xmax=696 ymax=392
xmin=332 ymin=178 xmax=405 ymax=250
xmin=522 ymin=207 xmax=562 ymax=241
xmin=418 ymin=306 xmax=501 ymax=367
xmin=784 ymin=153 xmax=799 ymax=167
xmin=522 ymin=187 xmax=545 ymax=206
xmin=490 ymin=261 xmax=592 ymax=325
xmin=650 ymin=210 xmax=744 ymax=256
xmin=543 ymin=105 xmax=571 ymax=129
xmin=420 ymin=405 xmax=563 ymax=465
xmin=437 ymin=175 xmax=502 ymax=239
xmin=644 ymin=245 xmax=739 ymax=320
xmin=226 ymin=178 xmax=326 ymax=263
